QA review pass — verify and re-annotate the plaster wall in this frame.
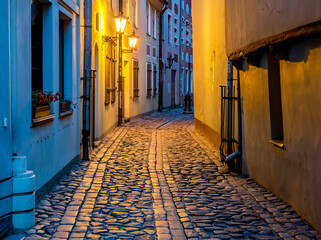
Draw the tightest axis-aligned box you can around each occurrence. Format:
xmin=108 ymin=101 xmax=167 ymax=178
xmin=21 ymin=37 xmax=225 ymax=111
xmin=10 ymin=0 xmax=81 ymax=191
xmin=225 ymin=0 xmax=321 ymax=54
xmin=92 ymin=0 xmax=118 ymax=140
xmin=192 ymin=0 xmax=227 ymax=145
xmin=162 ymin=0 xmax=180 ymax=108
xmin=123 ymin=0 xmax=160 ymax=119
xmin=0 ymin=0 xmax=13 ymax=221
xmin=240 ymin=38 xmax=321 ymax=232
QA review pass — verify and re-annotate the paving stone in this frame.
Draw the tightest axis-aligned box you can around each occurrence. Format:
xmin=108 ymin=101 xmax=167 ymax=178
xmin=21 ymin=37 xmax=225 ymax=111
xmin=19 ymin=110 xmax=321 ymax=240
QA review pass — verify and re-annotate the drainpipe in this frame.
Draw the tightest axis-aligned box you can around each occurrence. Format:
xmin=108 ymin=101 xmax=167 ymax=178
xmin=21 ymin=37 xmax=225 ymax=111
xmin=158 ymin=5 xmax=168 ymax=112
xmin=83 ymin=0 xmax=92 ymax=160
xmin=178 ymin=0 xmax=182 ymax=107
xmin=118 ymin=0 xmax=123 ymax=125
xmin=226 ymin=62 xmax=233 ymax=156
xmin=225 ymin=69 xmax=242 ymax=173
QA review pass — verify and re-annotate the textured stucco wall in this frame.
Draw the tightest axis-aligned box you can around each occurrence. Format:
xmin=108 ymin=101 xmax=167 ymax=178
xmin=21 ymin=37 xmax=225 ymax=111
xmin=240 ymin=37 xmax=321 ymax=232
xmin=11 ymin=1 xmax=81 ymax=191
xmin=225 ymin=0 xmax=321 ymax=54
xmin=92 ymin=0 xmax=118 ymax=140
xmin=0 ymin=0 xmax=13 ymax=221
xmin=192 ymin=0 xmax=227 ymax=145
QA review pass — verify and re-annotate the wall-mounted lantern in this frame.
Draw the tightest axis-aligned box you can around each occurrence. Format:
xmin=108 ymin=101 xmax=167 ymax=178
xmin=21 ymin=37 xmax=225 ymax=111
xmin=166 ymin=56 xmax=174 ymax=69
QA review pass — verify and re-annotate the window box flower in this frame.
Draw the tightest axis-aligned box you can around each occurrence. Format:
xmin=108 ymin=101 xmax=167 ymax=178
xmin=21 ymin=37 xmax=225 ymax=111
xmin=59 ymin=99 xmax=72 ymax=113
xmin=32 ymin=90 xmax=59 ymax=119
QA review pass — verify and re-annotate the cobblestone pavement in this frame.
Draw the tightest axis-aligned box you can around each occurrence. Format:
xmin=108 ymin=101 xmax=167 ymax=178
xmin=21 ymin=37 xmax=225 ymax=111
xmin=23 ymin=109 xmax=321 ymax=240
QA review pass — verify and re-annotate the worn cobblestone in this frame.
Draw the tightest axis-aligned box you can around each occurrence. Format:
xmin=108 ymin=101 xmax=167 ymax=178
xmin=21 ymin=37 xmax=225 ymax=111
xmin=21 ymin=109 xmax=321 ymax=240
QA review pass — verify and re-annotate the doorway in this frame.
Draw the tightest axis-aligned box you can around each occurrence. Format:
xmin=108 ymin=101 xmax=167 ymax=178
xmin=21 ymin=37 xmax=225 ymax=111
xmin=171 ymin=70 xmax=176 ymax=108
xmin=90 ymin=45 xmax=98 ymax=148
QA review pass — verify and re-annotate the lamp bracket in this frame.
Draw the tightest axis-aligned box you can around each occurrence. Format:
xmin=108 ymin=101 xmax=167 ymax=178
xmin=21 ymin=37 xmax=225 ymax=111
xmin=123 ymin=49 xmax=133 ymax=54
xmin=102 ymin=35 xmax=118 ymax=46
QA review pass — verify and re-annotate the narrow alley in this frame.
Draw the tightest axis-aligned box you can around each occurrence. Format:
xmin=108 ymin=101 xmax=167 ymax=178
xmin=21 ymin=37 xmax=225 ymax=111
xmin=21 ymin=110 xmax=320 ymax=240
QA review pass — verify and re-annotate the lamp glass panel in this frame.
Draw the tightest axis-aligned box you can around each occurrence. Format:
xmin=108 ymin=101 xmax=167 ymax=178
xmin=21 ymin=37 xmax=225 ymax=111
xmin=115 ymin=17 xmax=127 ymax=33
xmin=129 ymin=37 xmax=138 ymax=48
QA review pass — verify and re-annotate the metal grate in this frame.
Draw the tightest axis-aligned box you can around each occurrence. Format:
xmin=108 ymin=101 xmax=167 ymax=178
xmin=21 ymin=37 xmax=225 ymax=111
xmin=219 ymin=85 xmax=238 ymax=162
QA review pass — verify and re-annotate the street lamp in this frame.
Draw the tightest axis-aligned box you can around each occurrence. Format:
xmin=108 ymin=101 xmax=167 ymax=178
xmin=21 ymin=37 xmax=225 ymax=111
xmin=102 ymin=14 xmax=139 ymax=126
xmin=123 ymin=31 xmax=139 ymax=53
xmin=114 ymin=14 xmax=128 ymax=33
xmin=166 ymin=56 xmax=174 ymax=69
xmin=128 ymin=32 xmax=139 ymax=48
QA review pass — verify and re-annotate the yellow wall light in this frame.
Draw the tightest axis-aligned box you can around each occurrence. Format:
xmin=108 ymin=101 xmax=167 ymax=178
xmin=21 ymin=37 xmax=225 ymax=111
xmin=114 ymin=14 xmax=128 ymax=33
xmin=129 ymin=32 xmax=139 ymax=48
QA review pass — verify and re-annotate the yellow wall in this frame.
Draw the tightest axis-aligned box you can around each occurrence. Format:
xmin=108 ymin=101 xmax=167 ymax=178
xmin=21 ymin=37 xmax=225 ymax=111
xmin=225 ymin=0 xmax=321 ymax=55
xmin=92 ymin=0 xmax=118 ymax=140
xmin=192 ymin=0 xmax=227 ymax=145
xmin=240 ymin=38 xmax=321 ymax=232
xmin=124 ymin=0 xmax=159 ymax=119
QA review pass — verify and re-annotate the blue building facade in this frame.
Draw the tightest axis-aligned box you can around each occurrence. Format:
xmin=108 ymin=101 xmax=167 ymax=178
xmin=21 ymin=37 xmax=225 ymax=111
xmin=0 ymin=0 xmax=81 ymax=234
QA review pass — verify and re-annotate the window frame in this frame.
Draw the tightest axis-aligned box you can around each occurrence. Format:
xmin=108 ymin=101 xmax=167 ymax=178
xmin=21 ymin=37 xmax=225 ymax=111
xmin=146 ymin=62 xmax=152 ymax=98
xmin=133 ymin=59 xmax=139 ymax=98
xmin=153 ymin=64 xmax=157 ymax=97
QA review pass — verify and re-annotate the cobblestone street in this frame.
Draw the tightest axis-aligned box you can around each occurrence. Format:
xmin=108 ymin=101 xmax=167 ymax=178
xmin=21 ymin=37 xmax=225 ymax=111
xmin=23 ymin=110 xmax=321 ymax=240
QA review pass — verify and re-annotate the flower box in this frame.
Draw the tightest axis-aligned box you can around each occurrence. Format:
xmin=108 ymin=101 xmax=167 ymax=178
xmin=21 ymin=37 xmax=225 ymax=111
xmin=32 ymin=105 xmax=51 ymax=119
xmin=60 ymin=102 xmax=71 ymax=112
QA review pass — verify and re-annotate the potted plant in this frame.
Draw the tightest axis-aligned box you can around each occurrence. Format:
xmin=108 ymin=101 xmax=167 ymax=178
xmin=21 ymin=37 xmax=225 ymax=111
xmin=32 ymin=90 xmax=59 ymax=119
xmin=59 ymin=99 xmax=72 ymax=113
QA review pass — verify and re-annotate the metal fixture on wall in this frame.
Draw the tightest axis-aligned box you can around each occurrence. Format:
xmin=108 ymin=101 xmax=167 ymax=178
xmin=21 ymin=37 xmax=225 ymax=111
xmin=158 ymin=5 xmax=168 ymax=112
xmin=165 ymin=56 xmax=174 ymax=69
xmin=82 ymin=0 xmax=93 ymax=160
xmin=102 ymin=8 xmax=138 ymax=125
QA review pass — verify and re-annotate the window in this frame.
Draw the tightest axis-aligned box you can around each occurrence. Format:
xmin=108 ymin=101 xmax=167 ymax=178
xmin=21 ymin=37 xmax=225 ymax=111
xmin=152 ymin=8 xmax=156 ymax=38
xmin=146 ymin=44 xmax=151 ymax=56
xmin=111 ymin=47 xmax=116 ymax=103
xmin=153 ymin=64 xmax=157 ymax=97
xmin=186 ymin=4 xmax=189 ymax=15
xmin=146 ymin=63 xmax=152 ymax=98
xmin=168 ymin=14 xmax=172 ymax=43
xmin=182 ymin=0 xmax=184 ymax=10
xmin=181 ymin=68 xmax=184 ymax=94
xmin=105 ymin=43 xmax=112 ymax=105
xmin=268 ymin=53 xmax=284 ymax=144
xmin=132 ymin=0 xmax=137 ymax=27
xmin=174 ymin=37 xmax=178 ymax=46
xmin=146 ymin=3 xmax=150 ymax=34
xmin=133 ymin=60 xmax=139 ymax=98
xmin=31 ymin=1 xmax=43 ymax=91
xmin=190 ymin=71 xmax=193 ymax=93
xmin=152 ymin=47 xmax=156 ymax=58
xmin=186 ymin=69 xmax=189 ymax=93
xmin=96 ymin=13 xmax=99 ymax=31
xmin=162 ymin=14 xmax=165 ymax=41
xmin=124 ymin=0 xmax=129 ymax=17
xmin=151 ymin=7 xmax=154 ymax=37
xmin=59 ymin=13 xmax=72 ymax=111
xmin=105 ymin=41 xmax=116 ymax=103
xmin=174 ymin=4 xmax=178 ymax=14
xmin=59 ymin=19 xmax=65 ymax=99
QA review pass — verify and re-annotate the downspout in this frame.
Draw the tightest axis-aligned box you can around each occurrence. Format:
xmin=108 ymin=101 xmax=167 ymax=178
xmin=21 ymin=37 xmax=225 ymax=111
xmin=118 ymin=0 xmax=123 ymax=125
xmin=225 ymin=69 xmax=242 ymax=173
xmin=226 ymin=63 xmax=233 ymax=156
xmin=83 ymin=0 xmax=92 ymax=160
xmin=178 ymin=0 xmax=182 ymax=107
xmin=158 ymin=5 xmax=168 ymax=112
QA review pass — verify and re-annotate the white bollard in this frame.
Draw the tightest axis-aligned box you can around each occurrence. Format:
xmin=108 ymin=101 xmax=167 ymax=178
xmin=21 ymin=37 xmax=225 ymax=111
xmin=12 ymin=156 xmax=35 ymax=233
